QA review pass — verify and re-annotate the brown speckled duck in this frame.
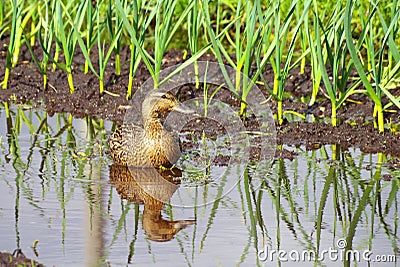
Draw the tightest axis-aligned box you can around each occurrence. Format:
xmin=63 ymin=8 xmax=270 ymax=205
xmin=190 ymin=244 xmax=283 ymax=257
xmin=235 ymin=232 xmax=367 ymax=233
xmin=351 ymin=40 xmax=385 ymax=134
xmin=109 ymin=91 xmax=191 ymax=168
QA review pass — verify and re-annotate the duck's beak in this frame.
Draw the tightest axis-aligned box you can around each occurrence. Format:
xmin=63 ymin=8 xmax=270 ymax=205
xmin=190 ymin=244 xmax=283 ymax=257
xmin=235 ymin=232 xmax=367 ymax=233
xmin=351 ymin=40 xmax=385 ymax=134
xmin=173 ymin=104 xmax=195 ymax=114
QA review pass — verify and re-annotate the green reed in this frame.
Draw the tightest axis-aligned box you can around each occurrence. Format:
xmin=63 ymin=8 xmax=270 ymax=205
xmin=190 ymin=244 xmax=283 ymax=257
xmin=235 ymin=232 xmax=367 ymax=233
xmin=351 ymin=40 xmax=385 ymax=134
xmin=96 ymin=1 xmax=123 ymax=95
xmin=83 ymin=0 xmax=97 ymax=75
xmin=37 ymin=2 xmax=53 ymax=90
xmin=345 ymin=0 xmax=400 ymax=132
xmin=107 ymin=1 xmax=123 ymax=76
xmin=2 ymin=0 xmax=34 ymax=89
xmin=202 ymin=0 xmax=263 ymax=117
xmin=315 ymin=2 xmax=362 ymax=127
xmin=25 ymin=0 xmax=55 ymax=90
xmin=11 ymin=1 xmax=36 ymax=68
xmin=269 ymin=1 xmax=311 ymax=124
xmin=54 ymin=0 xmax=86 ymax=93
xmin=304 ymin=1 xmax=322 ymax=107
xmin=74 ymin=0 xmax=121 ymax=95
xmin=187 ymin=0 xmax=202 ymax=89
xmin=295 ymin=2 xmax=308 ymax=75
xmin=0 ymin=1 xmax=6 ymax=39
xmin=200 ymin=0 xmax=235 ymax=91
xmin=115 ymin=0 xmax=155 ymax=99
xmin=118 ymin=0 xmax=193 ymax=89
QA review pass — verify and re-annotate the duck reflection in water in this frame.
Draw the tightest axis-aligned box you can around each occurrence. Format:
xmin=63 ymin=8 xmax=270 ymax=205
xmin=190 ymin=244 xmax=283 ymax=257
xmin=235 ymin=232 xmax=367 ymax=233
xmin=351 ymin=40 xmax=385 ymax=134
xmin=109 ymin=164 xmax=195 ymax=242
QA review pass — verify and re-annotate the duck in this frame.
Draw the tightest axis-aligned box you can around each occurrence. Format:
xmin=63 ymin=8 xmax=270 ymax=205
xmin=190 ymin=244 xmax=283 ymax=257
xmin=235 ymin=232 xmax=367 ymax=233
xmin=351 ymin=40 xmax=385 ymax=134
xmin=109 ymin=91 xmax=191 ymax=168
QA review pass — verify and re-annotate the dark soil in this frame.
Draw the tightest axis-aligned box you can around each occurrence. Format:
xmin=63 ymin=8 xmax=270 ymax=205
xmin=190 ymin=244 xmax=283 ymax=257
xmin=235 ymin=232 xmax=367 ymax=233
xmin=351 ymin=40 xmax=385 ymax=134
xmin=0 ymin=36 xmax=399 ymax=159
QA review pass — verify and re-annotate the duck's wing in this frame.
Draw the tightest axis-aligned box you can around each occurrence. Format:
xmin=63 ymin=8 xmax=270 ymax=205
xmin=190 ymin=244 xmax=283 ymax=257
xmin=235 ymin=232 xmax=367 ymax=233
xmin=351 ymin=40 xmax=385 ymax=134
xmin=109 ymin=124 xmax=146 ymax=166
xmin=108 ymin=125 xmax=125 ymax=164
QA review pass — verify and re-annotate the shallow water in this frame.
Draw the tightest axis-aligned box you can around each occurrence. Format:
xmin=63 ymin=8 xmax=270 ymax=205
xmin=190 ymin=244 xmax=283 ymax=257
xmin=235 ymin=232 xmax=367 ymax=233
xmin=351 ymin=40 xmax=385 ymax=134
xmin=0 ymin=104 xmax=399 ymax=266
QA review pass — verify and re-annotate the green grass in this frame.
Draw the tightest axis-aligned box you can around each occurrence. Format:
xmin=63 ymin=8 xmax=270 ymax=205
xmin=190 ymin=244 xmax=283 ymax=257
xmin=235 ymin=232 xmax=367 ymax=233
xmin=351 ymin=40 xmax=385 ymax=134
xmin=0 ymin=0 xmax=399 ymax=131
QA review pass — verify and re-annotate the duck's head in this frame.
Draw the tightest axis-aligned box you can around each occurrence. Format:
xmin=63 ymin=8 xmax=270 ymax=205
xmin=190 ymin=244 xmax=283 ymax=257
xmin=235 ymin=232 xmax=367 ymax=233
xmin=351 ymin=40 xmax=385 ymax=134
xmin=142 ymin=91 xmax=192 ymax=122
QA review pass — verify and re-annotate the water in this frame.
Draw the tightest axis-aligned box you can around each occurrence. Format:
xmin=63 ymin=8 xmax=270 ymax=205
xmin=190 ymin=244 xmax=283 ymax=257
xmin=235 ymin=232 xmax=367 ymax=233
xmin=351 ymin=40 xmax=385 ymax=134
xmin=0 ymin=104 xmax=399 ymax=266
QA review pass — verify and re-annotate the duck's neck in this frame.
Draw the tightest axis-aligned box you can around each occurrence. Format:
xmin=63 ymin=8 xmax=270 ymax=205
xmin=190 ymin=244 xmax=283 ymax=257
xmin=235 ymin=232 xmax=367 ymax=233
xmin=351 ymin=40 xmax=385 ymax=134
xmin=144 ymin=117 xmax=164 ymax=139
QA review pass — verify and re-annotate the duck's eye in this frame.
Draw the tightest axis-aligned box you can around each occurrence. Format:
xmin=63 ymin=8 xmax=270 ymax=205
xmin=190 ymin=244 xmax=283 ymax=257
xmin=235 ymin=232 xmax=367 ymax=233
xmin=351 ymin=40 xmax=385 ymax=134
xmin=161 ymin=94 xmax=167 ymax=99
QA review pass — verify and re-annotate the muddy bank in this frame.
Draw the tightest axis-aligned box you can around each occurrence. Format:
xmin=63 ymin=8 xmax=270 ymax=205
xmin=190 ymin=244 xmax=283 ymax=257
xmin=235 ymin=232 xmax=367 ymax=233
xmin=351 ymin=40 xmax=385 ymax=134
xmin=0 ymin=36 xmax=399 ymax=158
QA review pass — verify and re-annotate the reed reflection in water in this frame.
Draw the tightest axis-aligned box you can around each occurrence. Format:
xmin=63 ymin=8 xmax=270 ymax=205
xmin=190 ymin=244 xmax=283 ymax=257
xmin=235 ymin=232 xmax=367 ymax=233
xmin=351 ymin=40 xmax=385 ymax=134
xmin=0 ymin=104 xmax=399 ymax=266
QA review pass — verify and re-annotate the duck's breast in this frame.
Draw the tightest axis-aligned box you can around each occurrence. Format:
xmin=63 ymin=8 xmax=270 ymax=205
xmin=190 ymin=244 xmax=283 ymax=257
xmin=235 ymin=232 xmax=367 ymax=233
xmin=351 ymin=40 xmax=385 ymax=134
xmin=148 ymin=130 xmax=181 ymax=168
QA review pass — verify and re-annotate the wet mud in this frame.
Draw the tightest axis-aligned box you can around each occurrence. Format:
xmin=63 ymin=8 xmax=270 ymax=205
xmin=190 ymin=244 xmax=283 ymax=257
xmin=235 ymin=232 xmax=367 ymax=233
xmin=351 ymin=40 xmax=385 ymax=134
xmin=1 ymin=36 xmax=399 ymax=159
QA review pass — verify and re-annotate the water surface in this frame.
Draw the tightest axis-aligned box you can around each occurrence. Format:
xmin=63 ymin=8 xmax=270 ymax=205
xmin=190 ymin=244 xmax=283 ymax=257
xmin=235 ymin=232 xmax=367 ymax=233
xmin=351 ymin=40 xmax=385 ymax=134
xmin=0 ymin=104 xmax=398 ymax=266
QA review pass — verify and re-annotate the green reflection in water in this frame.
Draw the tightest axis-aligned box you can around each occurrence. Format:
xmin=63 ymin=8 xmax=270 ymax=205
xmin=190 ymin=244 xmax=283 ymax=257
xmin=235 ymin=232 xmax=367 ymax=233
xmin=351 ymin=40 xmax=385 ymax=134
xmin=0 ymin=103 xmax=398 ymax=266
